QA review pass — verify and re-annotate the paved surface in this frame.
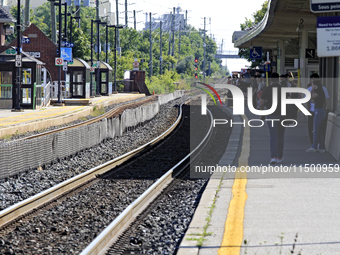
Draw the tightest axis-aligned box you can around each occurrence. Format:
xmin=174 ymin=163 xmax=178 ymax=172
xmin=0 ymin=93 xmax=144 ymax=137
xmin=179 ymin=105 xmax=340 ymax=255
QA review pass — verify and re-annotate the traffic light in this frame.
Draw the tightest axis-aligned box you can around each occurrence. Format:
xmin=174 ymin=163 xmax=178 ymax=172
xmin=195 ymin=73 xmax=198 ymax=79
xmin=194 ymin=57 xmax=198 ymax=71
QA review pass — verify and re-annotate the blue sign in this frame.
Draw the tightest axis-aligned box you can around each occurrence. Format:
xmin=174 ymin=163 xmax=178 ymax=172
xmin=311 ymin=0 xmax=340 ymax=13
xmin=61 ymin=47 xmax=73 ymax=61
xmin=264 ymin=64 xmax=271 ymax=72
xmin=21 ymin=38 xmax=30 ymax=44
xmin=249 ymin=47 xmax=262 ymax=59
xmin=61 ymin=41 xmax=74 ymax=48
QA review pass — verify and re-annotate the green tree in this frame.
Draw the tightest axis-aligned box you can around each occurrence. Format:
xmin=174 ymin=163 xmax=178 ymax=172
xmin=239 ymin=1 xmax=268 ymax=68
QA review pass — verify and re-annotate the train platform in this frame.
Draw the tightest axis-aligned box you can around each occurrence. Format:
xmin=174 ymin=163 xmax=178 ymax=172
xmin=0 ymin=93 xmax=145 ymax=138
xmin=179 ymin=105 xmax=340 ymax=255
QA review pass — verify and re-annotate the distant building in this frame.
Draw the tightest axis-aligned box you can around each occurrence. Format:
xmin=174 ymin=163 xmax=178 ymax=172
xmin=0 ymin=5 xmax=15 ymax=46
xmin=144 ymin=6 xmax=185 ymax=32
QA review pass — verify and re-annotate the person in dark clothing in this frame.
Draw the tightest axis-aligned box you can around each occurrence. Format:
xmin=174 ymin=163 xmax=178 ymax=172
xmin=306 ymin=79 xmax=327 ymax=153
xmin=259 ymin=73 xmax=285 ymax=164
xmin=306 ymin=73 xmax=329 ymax=145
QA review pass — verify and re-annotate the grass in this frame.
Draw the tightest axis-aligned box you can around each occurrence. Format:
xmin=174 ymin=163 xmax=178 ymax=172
xmin=91 ymin=106 xmax=105 ymax=117
xmin=0 ymin=134 xmax=12 ymax=141
xmin=79 ymin=117 xmax=87 ymax=121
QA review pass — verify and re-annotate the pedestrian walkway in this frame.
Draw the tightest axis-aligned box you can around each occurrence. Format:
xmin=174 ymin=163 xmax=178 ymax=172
xmin=179 ymin=105 xmax=340 ymax=255
xmin=0 ymin=93 xmax=145 ymax=138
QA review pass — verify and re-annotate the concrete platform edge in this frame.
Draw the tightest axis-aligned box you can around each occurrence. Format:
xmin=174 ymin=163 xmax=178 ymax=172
xmin=177 ymin=106 xmax=243 ymax=254
xmin=0 ymin=95 xmax=144 ymax=138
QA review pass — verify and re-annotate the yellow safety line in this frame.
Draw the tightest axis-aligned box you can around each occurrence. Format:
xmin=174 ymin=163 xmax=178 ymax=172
xmin=0 ymin=106 xmax=68 ymax=121
xmin=218 ymin=115 xmax=250 ymax=255
xmin=0 ymin=106 xmax=84 ymax=127
xmin=93 ymin=95 xmax=134 ymax=105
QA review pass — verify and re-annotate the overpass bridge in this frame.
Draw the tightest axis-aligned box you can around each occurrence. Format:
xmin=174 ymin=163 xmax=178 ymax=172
xmin=215 ymin=51 xmax=240 ymax=59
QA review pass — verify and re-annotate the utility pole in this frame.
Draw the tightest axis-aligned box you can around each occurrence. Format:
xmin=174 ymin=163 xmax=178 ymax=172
xmin=75 ymin=2 xmax=80 ymax=27
xmin=24 ymin=0 xmax=30 ymax=26
xmin=50 ymin=0 xmax=57 ymax=44
xmin=160 ymin=21 xmax=162 ymax=75
xmin=221 ymin=39 xmax=223 ymax=54
xmin=178 ymin=21 xmax=181 ymax=56
xmin=125 ymin=0 xmax=128 ymax=28
xmin=168 ymin=11 xmax=172 ymax=57
xmin=133 ymin=10 xmax=136 ymax=30
xmin=90 ymin=19 xmax=94 ymax=97
xmin=116 ymin=0 xmax=120 ymax=49
xmin=57 ymin=0 xmax=62 ymax=103
xmin=185 ymin=10 xmax=187 ymax=31
xmin=63 ymin=2 xmax=67 ymax=42
xmin=203 ymin=17 xmax=206 ymax=83
xmin=96 ymin=0 xmax=100 ymax=96
xmin=171 ymin=7 xmax=175 ymax=69
xmin=106 ymin=25 xmax=109 ymax=63
xmin=149 ymin=12 xmax=152 ymax=78
xmin=13 ymin=0 xmax=22 ymax=111
xmin=113 ymin=25 xmax=123 ymax=92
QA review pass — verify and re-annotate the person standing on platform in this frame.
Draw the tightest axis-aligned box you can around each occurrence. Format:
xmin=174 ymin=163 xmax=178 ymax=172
xmin=306 ymin=79 xmax=327 ymax=153
xmin=306 ymin=73 xmax=329 ymax=145
xmin=259 ymin=73 xmax=285 ymax=164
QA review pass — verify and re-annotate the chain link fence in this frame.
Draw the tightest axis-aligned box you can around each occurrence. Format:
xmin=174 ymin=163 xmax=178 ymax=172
xmin=0 ymin=91 xmax=184 ymax=179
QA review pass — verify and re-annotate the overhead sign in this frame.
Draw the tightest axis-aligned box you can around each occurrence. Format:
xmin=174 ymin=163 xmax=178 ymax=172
xmin=311 ymin=0 xmax=340 ymax=13
xmin=249 ymin=47 xmax=262 ymax=59
xmin=21 ymin=38 xmax=30 ymax=44
xmin=317 ymin=16 xmax=340 ymax=57
xmin=61 ymin=41 xmax=74 ymax=47
xmin=55 ymin=57 xmax=63 ymax=66
xmin=61 ymin=47 xmax=73 ymax=61
xmin=306 ymin=49 xmax=316 ymax=58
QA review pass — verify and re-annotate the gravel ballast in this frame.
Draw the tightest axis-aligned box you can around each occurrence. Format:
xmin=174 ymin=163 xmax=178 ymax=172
xmin=0 ymin=96 xmax=188 ymax=211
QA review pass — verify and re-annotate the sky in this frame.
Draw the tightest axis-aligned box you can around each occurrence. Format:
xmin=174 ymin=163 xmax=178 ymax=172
xmin=127 ymin=0 xmax=266 ymax=73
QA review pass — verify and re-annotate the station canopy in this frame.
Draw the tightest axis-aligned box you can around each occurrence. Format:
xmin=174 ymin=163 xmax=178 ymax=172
xmin=234 ymin=0 xmax=317 ymax=52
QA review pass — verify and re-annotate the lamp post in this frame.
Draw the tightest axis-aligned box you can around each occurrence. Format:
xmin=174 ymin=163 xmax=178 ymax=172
xmin=90 ymin=19 xmax=94 ymax=97
xmin=105 ymin=24 xmax=115 ymax=63
xmin=95 ymin=21 xmax=107 ymax=96
xmin=13 ymin=0 xmax=22 ymax=111
xmin=113 ymin=25 xmax=123 ymax=92
xmin=69 ymin=15 xmax=80 ymax=44
xmin=57 ymin=0 xmax=62 ymax=104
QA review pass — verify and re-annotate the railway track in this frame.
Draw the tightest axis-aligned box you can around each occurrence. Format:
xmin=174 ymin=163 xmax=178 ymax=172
xmin=84 ymin=101 xmax=232 ymax=255
xmin=0 ymin=100 xmax=185 ymax=228
xmin=0 ymin=100 xmax=217 ymax=254
xmin=6 ymin=96 xmax=157 ymax=143
xmin=0 ymin=82 xmax=231 ymax=254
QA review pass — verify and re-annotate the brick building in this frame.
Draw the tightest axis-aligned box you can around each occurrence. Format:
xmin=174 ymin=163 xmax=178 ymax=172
xmin=0 ymin=24 xmax=60 ymax=82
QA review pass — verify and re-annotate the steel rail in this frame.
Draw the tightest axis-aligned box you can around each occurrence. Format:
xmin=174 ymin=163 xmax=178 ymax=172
xmin=0 ymin=99 xmax=183 ymax=228
xmin=80 ymin=105 xmax=214 ymax=255
xmin=8 ymin=96 xmax=157 ymax=143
